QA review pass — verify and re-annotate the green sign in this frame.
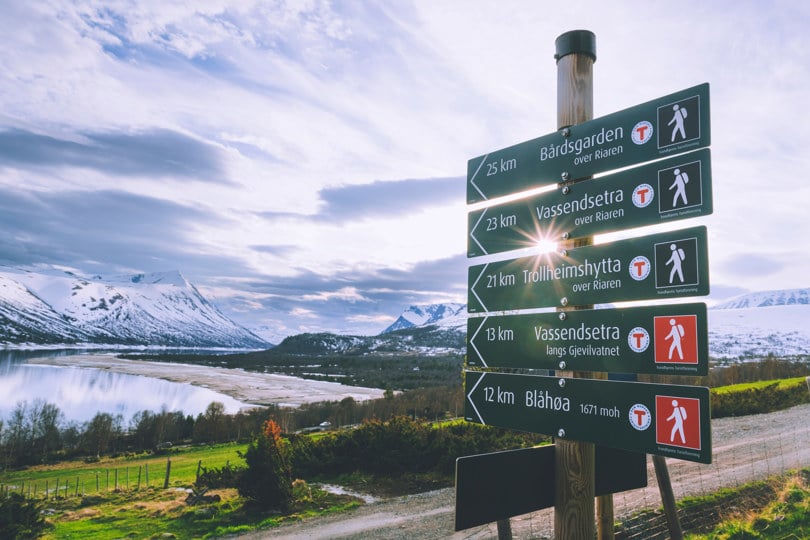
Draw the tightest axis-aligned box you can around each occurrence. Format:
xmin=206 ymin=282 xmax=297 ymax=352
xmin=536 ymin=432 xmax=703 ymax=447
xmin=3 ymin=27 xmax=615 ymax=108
xmin=467 ymin=303 xmax=708 ymax=375
xmin=465 ymin=371 xmax=712 ymax=463
xmin=468 ymin=226 xmax=709 ymax=312
xmin=467 ymin=83 xmax=710 ymax=203
xmin=468 ymin=149 xmax=712 ymax=257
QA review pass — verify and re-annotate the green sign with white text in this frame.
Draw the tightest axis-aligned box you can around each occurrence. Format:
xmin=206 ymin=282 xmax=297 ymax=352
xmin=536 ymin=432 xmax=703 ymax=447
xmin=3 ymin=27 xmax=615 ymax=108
xmin=468 ymin=149 xmax=712 ymax=257
xmin=468 ymin=226 xmax=709 ymax=313
xmin=467 ymin=83 xmax=710 ymax=203
xmin=467 ymin=303 xmax=708 ymax=375
xmin=465 ymin=371 xmax=712 ymax=463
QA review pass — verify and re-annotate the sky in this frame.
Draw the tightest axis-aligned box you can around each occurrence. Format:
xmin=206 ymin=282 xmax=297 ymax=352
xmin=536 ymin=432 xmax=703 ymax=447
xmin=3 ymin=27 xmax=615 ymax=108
xmin=1 ymin=1 xmax=809 ymax=342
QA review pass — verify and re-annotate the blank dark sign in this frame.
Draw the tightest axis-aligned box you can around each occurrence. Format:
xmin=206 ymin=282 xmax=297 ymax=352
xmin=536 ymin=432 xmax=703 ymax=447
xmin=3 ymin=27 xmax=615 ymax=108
xmin=455 ymin=444 xmax=646 ymax=531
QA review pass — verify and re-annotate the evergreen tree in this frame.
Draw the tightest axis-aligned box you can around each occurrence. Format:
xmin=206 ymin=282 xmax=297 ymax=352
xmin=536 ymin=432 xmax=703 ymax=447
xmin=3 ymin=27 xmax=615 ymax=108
xmin=238 ymin=419 xmax=293 ymax=511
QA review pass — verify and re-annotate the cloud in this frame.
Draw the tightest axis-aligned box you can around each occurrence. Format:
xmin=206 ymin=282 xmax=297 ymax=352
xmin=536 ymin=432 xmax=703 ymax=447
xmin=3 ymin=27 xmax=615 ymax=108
xmin=0 ymin=187 xmax=245 ymax=276
xmin=0 ymin=128 xmax=227 ymax=182
xmin=720 ymin=253 xmax=784 ymax=278
xmin=259 ymin=176 xmax=463 ymax=223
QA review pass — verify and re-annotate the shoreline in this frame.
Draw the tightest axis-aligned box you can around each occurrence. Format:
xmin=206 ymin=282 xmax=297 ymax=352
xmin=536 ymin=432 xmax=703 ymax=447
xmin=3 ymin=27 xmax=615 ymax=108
xmin=26 ymin=353 xmax=386 ymax=407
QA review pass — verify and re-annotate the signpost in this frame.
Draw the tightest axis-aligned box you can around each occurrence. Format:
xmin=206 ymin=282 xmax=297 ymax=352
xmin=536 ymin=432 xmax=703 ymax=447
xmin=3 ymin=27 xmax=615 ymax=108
xmin=457 ymin=30 xmax=714 ymax=538
xmin=468 ymin=149 xmax=712 ymax=257
xmin=467 ymin=83 xmax=710 ymax=203
xmin=465 ymin=371 xmax=712 ymax=464
xmin=467 ymin=302 xmax=708 ymax=375
xmin=468 ymin=225 xmax=709 ymax=313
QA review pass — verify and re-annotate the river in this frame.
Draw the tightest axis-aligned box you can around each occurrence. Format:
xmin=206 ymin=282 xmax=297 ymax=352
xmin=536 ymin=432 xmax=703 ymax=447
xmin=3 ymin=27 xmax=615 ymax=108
xmin=0 ymin=349 xmax=251 ymax=424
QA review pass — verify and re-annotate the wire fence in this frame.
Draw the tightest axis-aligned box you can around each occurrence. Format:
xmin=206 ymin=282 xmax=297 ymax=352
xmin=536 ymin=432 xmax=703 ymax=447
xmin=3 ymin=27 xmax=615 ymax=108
xmin=0 ymin=456 xmax=181 ymax=501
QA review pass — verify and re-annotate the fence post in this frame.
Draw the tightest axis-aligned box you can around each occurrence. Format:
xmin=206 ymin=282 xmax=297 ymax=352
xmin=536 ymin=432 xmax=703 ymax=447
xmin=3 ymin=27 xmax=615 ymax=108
xmin=137 ymin=465 xmax=142 ymax=490
xmin=163 ymin=458 xmax=172 ymax=489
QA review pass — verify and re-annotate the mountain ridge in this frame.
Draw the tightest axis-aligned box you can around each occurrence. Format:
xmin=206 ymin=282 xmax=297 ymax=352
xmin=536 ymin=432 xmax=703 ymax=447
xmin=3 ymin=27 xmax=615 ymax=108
xmin=0 ymin=268 xmax=267 ymax=348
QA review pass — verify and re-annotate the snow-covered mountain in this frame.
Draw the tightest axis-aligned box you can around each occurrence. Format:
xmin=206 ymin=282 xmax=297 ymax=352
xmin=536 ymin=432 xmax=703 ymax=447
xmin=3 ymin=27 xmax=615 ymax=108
xmin=0 ymin=268 xmax=268 ymax=349
xmin=712 ymin=288 xmax=809 ymax=309
xmin=709 ymin=288 xmax=810 ymax=358
xmin=381 ymin=303 xmax=466 ymax=333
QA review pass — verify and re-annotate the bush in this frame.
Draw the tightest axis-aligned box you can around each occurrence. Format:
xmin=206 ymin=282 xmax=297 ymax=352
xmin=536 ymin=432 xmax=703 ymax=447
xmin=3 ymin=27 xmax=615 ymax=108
xmin=196 ymin=462 xmax=245 ymax=489
xmin=237 ymin=420 xmax=293 ymax=512
xmin=711 ymin=381 xmax=810 ymax=418
xmin=290 ymin=416 xmax=547 ymax=479
xmin=0 ymin=492 xmax=48 ymax=539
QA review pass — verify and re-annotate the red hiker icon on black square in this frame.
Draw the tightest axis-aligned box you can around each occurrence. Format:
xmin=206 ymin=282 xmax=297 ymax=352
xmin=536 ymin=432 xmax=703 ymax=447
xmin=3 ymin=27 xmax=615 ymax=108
xmin=654 ymin=315 xmax=698 ymax=364
xmin=655 ymin=395 xmax=701 ymax=450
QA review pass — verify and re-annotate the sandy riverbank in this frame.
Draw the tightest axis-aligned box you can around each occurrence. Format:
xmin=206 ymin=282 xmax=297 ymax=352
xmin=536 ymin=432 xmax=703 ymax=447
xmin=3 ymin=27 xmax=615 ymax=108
xmin=27 ymin=353 xmax=386 ymax=407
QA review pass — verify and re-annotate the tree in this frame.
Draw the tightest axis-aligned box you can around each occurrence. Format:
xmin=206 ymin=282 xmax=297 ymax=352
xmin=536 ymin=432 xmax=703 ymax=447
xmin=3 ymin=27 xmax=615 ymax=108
xmin=84 ymin=413 xmax=116 ymax=457
xmin=0 ymin=492 xmax=47 ymax=539
xmin=29 ymin=400 xmax=62 ymax=463
xmin=238 ymin=419 xmax=293 ymax=511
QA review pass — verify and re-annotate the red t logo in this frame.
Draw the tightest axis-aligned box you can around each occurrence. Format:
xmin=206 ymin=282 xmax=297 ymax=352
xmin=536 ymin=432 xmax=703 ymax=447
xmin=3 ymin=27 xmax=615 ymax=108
xmin=635 ymin=125 xmax=649 ymax=141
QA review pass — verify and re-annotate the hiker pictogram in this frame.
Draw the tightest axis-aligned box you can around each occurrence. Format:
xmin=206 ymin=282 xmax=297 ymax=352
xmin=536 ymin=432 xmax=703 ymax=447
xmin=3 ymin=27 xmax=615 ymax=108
xmin=655 ymin=395 xmax=702 ymax=450
xmin=654 ymin=315 xmax=699 ymax=364
xmin=654 ymin=236 xmax=699 ymax=289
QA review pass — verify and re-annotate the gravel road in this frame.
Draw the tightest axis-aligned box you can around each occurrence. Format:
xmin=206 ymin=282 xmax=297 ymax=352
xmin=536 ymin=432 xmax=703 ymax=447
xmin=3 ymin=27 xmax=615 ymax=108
xmin=238 ymin=403 xmax=810 ymax=539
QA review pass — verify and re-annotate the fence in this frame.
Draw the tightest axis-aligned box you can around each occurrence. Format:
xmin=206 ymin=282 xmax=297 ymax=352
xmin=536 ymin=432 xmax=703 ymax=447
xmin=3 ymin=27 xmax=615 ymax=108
xmin=0 ymin=456 xmax=179 ymax=501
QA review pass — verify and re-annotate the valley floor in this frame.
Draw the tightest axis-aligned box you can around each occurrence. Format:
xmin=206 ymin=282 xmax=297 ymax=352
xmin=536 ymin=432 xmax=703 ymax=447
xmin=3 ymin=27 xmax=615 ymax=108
xmin=27 ymin=353 xmax=386 ymax=407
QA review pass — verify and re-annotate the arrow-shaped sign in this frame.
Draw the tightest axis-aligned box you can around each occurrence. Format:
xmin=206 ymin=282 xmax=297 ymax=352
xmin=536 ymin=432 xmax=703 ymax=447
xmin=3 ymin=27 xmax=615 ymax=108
xmin=465 ymin=371 xmax=712 ymax=464
xmin=467 ymin=83 xmax=710 ymax=203
xmin=467 ymin=302 xmax=708 ymax=375
xmin=468 ymin=149 xmax=712 ymax=257
xmin=468 ymin=226 xmax=709 ymax=313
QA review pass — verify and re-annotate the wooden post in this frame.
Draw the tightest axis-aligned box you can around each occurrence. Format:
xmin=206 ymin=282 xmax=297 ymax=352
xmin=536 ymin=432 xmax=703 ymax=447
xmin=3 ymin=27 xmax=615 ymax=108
xmin=554 ymin=29 xmax=597 ymax=540
xmin=146 ymin=463 xmax=150 ymax=487
xmin=45 ymin=480 xmax=49 ymax=501
xmin=114 ymin=468 xmax=118 ymax=491
xmin=597 ymin=495 xmax=614 ymax=540
xmin=163 ymin=457 xmax=171 ymax=489
xmin=137 ymin=465 xmax=142 ymax=490
xmin=497 ymin=518 xmax=512 ymax=540
xmin=653 ymin=455 xmax=683 ymax=540
xmin=96 ymin=471 xmax=99 ymax=492
xmin=75 ymin=477 xmax=79 ymax=497
xmin=196 ymin=460 xmax=202 ymax=483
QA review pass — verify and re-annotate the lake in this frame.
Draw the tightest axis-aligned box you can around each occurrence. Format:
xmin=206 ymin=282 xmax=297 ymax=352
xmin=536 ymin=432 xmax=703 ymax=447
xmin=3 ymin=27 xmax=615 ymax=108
xmin=0 ymin=350 xmax=252 ymax=424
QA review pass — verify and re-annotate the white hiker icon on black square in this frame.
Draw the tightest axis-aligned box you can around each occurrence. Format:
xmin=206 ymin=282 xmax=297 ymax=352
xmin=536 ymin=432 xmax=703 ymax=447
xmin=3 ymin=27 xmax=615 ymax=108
xmin=657 ymin=95 xmax=701 ymax=149
xmin=654 ymin=237 xmax=699 ymax=289
xmin=658 ymin=159 xmax=703 ymax=213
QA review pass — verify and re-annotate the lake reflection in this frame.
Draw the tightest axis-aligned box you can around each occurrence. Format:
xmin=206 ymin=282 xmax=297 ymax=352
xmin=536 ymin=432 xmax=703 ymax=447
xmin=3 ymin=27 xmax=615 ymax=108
xmin=0 ymin=350 xmax=251 ymax=424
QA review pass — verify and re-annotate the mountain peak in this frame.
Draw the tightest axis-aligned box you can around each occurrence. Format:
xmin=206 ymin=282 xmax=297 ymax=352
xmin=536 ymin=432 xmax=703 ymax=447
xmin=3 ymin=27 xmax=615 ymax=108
xmin=381 ymin=303 xmax=466 ymax=334
xmin=0 ymin=268 xmax=266 ymax=348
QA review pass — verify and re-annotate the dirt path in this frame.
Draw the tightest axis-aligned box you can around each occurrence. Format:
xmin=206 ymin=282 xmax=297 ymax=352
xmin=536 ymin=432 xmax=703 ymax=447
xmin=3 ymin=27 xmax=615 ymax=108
xmin=239 ymin=403 xmax=810 ymax=539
